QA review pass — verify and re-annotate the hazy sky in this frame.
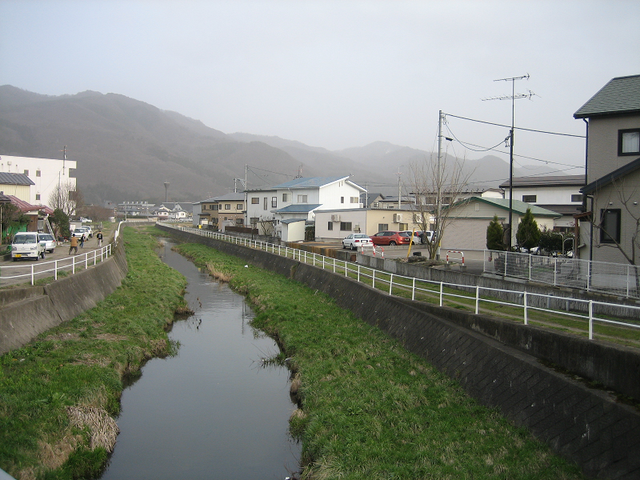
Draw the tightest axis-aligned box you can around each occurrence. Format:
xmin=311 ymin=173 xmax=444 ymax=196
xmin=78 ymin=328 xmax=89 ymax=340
xmin=1 ymin=0 xmax=639 ymax=175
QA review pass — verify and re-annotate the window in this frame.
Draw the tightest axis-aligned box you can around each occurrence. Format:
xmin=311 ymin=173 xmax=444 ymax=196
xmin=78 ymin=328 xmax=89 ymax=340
xmin=236 ymin=203 xmax=243 ymax=210
xmin=282 ymin=193 xmax=288 ymax=202
xmin=251 ymin=197 xmax=259 ymax=204
xmin=600 ymin=209 xmax=621 ymax=244
xmin=225 ymin=204 xmax=231 ymax=210
xmin=271 ymin=197 xmax=277 ymax=208
xmin=263 ymin=197 xmax=268 ymax=210
xmin=36 ymin=194 xmax=40 ymax=201
xmin=341 ymin=196 xmax=344 ymax=203
xmin=378 ymin=223 xmax=388 ymax=231
xmin=236 ymin=218 xmax=244 ymax=225
xmin=339 ymin=222 xmax=352 ymax=231
xmin=619 ymin=129 xmax=640 ymax=155
xmin=350 ymin=197 xmax=359 ymax=203
xmin=297 ymin=194 xmax=308 ymax=203
xmin=36 ymin=170 xmax=41 ymax=177
xmin=522 ymin=195 xmax=537 ymax=203
xmin=327 ymin=222 xmax=333 ymax=231
xmin=23 ymin=169 xmax=29 ymax=176
xmin=250 ymin=217 xmax=259 ymax=225
xmin=571 ymin=194 xmax=582 ymax=203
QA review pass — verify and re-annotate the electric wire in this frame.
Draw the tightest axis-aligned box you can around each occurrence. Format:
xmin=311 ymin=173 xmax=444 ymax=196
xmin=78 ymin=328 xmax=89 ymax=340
xmin=443 ymin=112 xmax=585 ymax=138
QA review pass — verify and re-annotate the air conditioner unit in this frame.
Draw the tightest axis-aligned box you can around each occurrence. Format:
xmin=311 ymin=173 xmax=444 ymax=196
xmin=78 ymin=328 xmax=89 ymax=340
xmin=331 ymin=214 xmax=341 ymax=222
xmin=394 ymin=213 xmax=403 ymax=223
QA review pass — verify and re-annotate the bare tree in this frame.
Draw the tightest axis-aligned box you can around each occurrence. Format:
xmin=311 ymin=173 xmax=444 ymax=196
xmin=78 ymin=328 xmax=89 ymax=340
xmin=409 ymin=154 xmax=473 ymax=259
xmin=48 ymin=181 xmax=81 ymax=217
xmin=591 ymin=177 xmax=639 ymax=266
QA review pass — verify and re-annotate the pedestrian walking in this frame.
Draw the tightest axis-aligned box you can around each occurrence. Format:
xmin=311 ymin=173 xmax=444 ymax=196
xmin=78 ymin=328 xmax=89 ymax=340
xmin=80 ymin=234 xmax=85 ymax=248
xmin=96 ymin=230 xmax=103 ymax=247
xmin=69 ymin=234 xmax=78 ymax=255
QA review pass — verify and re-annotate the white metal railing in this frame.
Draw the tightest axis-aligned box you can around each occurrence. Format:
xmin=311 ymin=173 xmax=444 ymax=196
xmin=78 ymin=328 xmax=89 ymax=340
xmin=161 ymin=223 xmax=640 ymax=342
xmin=0 ymin=224 xmax=124 ymax=287
xmin=484 ymin=249 xmax=640 ymax=300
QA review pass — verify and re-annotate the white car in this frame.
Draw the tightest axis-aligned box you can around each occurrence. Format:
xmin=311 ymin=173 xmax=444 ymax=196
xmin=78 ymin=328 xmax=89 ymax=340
xmin=342 ymin=233 xmax=373 ymax=250
xmin=11 ymin=232 xmax=46 ymax=261
xmin=38 ymin=233 xmax=56 ymax=253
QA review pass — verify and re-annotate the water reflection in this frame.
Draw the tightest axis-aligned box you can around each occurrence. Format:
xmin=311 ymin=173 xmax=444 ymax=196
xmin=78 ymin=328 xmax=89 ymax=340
xmin=100 ymin=241 xmax=300 ymax=480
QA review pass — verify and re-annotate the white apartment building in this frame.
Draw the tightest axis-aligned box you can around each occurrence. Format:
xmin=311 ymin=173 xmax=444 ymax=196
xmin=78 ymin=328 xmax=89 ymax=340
xmin=0 ymin=154 xmax=77 ymax=208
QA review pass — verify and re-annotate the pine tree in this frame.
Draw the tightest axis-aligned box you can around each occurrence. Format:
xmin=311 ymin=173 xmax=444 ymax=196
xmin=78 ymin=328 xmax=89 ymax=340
xmin=516 ymin=208 xmax=541 ymax=250
xmin=486 ymin=215 xmax=505 ymax=250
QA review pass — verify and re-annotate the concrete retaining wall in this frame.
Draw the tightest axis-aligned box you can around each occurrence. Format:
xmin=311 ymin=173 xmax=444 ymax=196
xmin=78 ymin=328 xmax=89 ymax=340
xmin=0 ymin=242 xmax=128 ymax=354
xmin=160 ymin=225 xmax=640 ymax=479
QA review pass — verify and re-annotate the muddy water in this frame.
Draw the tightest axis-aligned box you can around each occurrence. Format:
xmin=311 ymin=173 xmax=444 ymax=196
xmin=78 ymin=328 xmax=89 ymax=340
xmin=100 ymin=241 xmax=300 ymax=480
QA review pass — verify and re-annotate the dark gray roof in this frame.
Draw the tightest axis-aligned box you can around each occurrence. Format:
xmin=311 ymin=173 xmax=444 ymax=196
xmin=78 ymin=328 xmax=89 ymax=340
xmin=581 ymin=157 xmax=640 ymax=194
xmin=0 ymin=172 xmax=35 ymax=186
xmin=574 ymin=75 xmax=640 ymax=118
xmin=499 ymin=175 xmax=585 ymax=188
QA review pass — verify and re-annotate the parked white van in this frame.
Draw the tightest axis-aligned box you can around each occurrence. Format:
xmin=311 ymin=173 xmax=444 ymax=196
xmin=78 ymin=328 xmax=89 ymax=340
xmin=11 ymin=232 xmax=46 ymax=261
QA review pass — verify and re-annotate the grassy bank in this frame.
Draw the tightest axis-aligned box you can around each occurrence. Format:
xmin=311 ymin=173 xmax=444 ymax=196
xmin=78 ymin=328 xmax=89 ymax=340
xmin=0 ymin=227 xmax=188 ymax=480
xmin=173 ymin=240 xmax=585 ymax=480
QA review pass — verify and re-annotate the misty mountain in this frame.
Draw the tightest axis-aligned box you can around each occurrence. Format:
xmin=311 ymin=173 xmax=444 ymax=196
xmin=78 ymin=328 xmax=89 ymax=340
xmin=0 ymin=85 xmax=556 ymax=206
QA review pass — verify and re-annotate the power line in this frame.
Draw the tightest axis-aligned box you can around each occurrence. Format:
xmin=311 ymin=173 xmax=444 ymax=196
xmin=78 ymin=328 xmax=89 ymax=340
xmin=443 ymin=112 xmax=585 ymax=138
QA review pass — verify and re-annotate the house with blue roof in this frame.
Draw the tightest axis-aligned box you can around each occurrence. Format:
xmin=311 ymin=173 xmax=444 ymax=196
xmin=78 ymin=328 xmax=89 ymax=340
xmin=245 ymin=176 xmax=366 ymax=241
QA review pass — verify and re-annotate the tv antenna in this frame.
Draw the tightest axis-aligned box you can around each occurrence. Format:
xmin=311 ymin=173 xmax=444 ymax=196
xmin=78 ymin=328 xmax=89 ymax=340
xmin=482 ymin=73 xmax=535 ymax=250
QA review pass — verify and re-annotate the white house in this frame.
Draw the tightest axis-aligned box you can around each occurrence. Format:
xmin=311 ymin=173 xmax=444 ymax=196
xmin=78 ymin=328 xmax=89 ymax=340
xmin=0 ymin=154 xmax=77 ymax=208
xmin=499 ymin=175 xmax=584 ymax=231
xmin=245 ymin=176 xmax=366 ymax=241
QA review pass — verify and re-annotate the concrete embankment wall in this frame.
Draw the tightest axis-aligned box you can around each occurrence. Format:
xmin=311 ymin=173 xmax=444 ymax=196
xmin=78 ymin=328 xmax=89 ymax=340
xmin=0 ymin=242 xmax=128 ymax=354
xmin=160 ymin=225 xmax=640 ymax=480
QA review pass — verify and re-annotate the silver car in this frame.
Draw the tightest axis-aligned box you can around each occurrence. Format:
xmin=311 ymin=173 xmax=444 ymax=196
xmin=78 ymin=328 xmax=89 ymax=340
xmin=342 ymin=233 xmax=373 ymax=250
xmin=38 ymin=233 xmax=56 ymax=253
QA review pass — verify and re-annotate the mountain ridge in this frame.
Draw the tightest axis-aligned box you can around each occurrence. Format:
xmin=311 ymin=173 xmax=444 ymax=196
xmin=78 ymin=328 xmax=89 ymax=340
xmin=0 ymin=85 xmax=563 ymax=205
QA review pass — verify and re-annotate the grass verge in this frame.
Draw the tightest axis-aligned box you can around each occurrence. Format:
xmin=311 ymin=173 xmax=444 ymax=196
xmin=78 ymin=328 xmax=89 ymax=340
xmin=173 ymin=240 xmax=586 ymax=480
xmin=0 ymin=227 xmax=188 ymax=480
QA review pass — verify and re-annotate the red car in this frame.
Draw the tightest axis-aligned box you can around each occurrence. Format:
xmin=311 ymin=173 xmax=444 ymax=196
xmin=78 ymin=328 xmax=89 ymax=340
xmin=369 ymin=231 xmax=411 ymax=246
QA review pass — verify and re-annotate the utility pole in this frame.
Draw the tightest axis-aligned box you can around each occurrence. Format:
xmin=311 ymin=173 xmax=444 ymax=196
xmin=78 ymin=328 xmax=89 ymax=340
xmin=483 ymin=74 xmax=533 ymax=250
xmin=397 ymin=169 xmax=402 ymax=210
xmin=436 ymin=110 xmax=444 ymax=259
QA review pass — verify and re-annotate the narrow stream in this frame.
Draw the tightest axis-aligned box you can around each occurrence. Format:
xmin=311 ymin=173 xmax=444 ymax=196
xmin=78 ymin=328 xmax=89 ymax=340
xmin=100 ymin=240 xmax=300 ymax=479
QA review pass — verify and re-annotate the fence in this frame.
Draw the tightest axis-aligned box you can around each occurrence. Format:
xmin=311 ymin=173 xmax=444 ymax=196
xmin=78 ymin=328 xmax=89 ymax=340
xmin=0 ymin=222 xmax=123 ymax=287
xmin=161 ymin=223 xmax=640 ymax=343
xmin=483 ymin=249 xmax=640 ymax=300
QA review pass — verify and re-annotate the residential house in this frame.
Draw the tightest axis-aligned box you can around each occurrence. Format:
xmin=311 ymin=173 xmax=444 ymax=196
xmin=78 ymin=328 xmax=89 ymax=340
xmin=156 ymin=202 xmax=192 ymax=220
xmin=5 ymin=194 xmax=54 ymax=235
xmin=0 ymin=172 xmax=35 ymax=203
xmin=574 ymin=74 xmax=640 ymax=265
xmin=245 ymin=176 xmax=366 ymax=241
xmin=0 ymin=154 xmax=77 ymax=207
xmin=440 ymin=197 xmax=560 ymax=251
xmin=315 ymin=205 xmax=422 ymax=240
xmin=499 ymin=175 xmax=585 ymax=232
xmin=196 ymin=193 xmax=245 ymax=231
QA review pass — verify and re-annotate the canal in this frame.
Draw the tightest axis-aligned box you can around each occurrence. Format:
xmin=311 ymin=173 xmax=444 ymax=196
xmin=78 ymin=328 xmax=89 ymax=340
xmin=100 ymin=240 xmax=300 ymax=479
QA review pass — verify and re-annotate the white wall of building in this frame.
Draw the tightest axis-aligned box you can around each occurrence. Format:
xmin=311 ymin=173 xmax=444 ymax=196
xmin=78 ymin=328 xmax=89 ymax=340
xmin=510 ymin=185 xmax=582 ymax=205
xmin=0 ymin=155 xmax=77 ymax=207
